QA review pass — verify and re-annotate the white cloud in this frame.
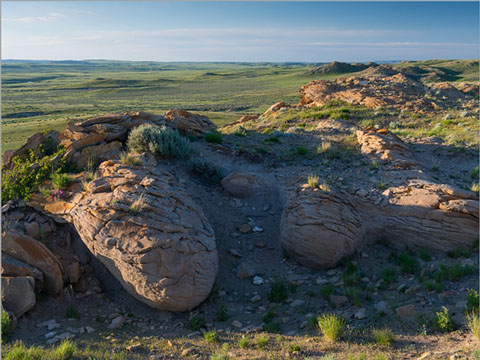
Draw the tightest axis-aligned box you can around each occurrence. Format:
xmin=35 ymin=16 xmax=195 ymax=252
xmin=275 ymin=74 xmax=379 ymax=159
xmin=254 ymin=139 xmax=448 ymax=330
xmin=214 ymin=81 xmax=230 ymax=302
xmin=3 ymin=12 xmax=66 ymax=23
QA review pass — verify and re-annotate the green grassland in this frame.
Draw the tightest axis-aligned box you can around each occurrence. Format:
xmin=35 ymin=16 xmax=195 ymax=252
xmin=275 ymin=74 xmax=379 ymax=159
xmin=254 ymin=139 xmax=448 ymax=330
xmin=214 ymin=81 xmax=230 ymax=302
xmin=2 ymin=59 xmax=478 ymax=152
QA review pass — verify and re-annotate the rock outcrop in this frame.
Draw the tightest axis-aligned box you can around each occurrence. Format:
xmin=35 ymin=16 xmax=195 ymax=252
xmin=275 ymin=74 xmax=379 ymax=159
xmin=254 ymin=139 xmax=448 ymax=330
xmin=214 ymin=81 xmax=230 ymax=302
xmin=1 ymin=276 xmax=36 ymax=317
xmin=164 ymin=109 xmax=217 ymax=135
xmin=221 ymin=172 xmax=263 ymax=198
xmin=299 ymin=74 xmax=476 ymax=112
xmin=28 ymin=160 xmax=218 ymax=312
xmin=281 ymin=128 xmax=479 ymax=268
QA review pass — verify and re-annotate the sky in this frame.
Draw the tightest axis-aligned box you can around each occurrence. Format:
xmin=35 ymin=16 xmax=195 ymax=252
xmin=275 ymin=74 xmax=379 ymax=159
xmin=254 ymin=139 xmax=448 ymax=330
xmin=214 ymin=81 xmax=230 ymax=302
xmin=2 ymin=1 xmax=479 ymax=62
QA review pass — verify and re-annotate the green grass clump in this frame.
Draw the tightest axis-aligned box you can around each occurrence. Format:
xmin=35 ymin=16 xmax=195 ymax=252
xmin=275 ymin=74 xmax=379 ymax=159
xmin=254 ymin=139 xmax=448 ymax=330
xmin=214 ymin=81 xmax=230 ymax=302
xmin=187 ymin=158 xmax=225 ymax=184
xmin=268 ymin=275 xmax=288 ymax=303
xmin=467 ymin=289 xmax=479 ymax=314
xmin=256 ymin=336 xmax=269 ymax=349
xmin=417 ymin=249 xmax=431 ymax=261
xmin=471 ymin=166 xmax=479 ymax=180
xmin=119 ymin=151 xmax=142 ymax=166
xmin=65 ymin=304 xmax=80 ymax=319
xmin=380 ymin=267 xmax=397 ymax=285
xmin=53 ymin=339 xmax=76 ymax=360
xmin=233 ymin=126 xmax=247 ymax=137
xmin=189 ymin=314 xmax=206 ymax=331
xmin=262 ymin=309 xmax=275 ymax=323
xmin=466 ymin=311 xmax=479 ymax=339
xmin=264 ymin=136 xmax=280 ymax=144
xmin=372 ymin=328 xmax=395 ymax=346
xmin=435 ymin=264 xmax=476 ymax=282
xmin=127 ymin=124 xmax=191 ymax=159
xmin=396 ymin=252 xmax=419 ymax=274
xmin=5 ymin=341 xmax=43 ymax=360
xmin=433 ymin=307 xmax=455 ymax=333
xmin=317 ymin=314 xmax=345 ymax=342
xmin=52 ymin=173 xmax=72 ymax=190
xmin=290 ymin=344 xmax=301 ymax=352
xmin=307 ymin=174 xmax=319 ymax=188
xmin=205 ymin=132 xmax=223 ymax=144
xmin=264 ymin=321 xmax=281 ymax=333
xmin=216 ymin=304 xmax=228 ymax=322
xmin=296 ymin=146 xmax=308 ymax=156
xmin=319 ymin=283 xmax=335 ymax=299
xmin=204 ymin=330 xmax=220 ymax=343
xmin=210 ymin=350 xmax=229 ymax=360
xmin=1 ymin=307 xmax=12 ymax=344
xmin=238 ymin=338 xmax=250 ymax=349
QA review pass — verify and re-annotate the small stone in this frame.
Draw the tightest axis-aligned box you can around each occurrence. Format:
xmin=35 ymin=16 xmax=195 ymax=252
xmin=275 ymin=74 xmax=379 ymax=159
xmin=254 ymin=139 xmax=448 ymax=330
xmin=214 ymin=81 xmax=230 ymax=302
xmin=330 ymin=295 xmax=348 ymax=308
xmin=326 ymin=269 xmax=337 ymax=276
xmin=375 ymin=301 xmax=388 ymax=312
xmin=25 ymin=222 xmax=40 ymax=238
xmin=418 ymin=352 xmax=432 ymax=360
xmin=228 ymin=249 xmax=242 ymax=258
xmin=232 ymin=320 xmax=242 ymax=328
xmin=44 ymin=331 xmax=56 ymax=339
xmin=253 ymin=276 xmax=264 ymax=285
xmin=237 ymin=224 xmax=251 ymax=234
xmin=395 ymin=304 xmax=416 ymax=318
xmin=290 ymin=300 xmax=305 ymax=308
xmin=251 ymin=295 xmax=261 ymax=303
xmin=255 ymin=241 xmax=265 ymax=248
xmin=316 ymin=277 xmax=328 ymax=286
xmin=354 ymin=308 xmax=367 ymax=319
xmin=85 ymin=326 xmax=95 ymax=334
xmin=252 ymin=226 xmax=263 ymax=233
xmin=237 ymin=263 xmax=255 ymax=278
xmin=108 ymin=316 xmax=125 ymax=329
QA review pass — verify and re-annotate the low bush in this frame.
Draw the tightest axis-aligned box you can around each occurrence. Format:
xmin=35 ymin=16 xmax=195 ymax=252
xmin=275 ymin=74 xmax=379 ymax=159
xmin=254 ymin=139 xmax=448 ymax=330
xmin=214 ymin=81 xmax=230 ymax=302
xmin=205 ymin=132 xmax=223 ymax=144
xmin=2 ymin=307 xmax=11 ymax=344
xmin=187 ymin=158 xmax=225 ymax=184
xmin=216 ymin=304 xmax=228 ymax=322
xmin=466 ymin=289 xmax=479 ymax=313
xmin=433 ymin=307 xmax=455 ymax=333
xmin=52 ymin=173 xmax=72 ymax=190
xmin=264 ymin=321 xmax=281 ymax=333
xmin=204 ymin=330 xmax=219 ymax=343
xmin=127 ymin=124 xmax=191 ymax=159
xmin=268 ymin=275 xmax=288 ymax=303
xmin=189 ymin=314 xmax=205 ymax=331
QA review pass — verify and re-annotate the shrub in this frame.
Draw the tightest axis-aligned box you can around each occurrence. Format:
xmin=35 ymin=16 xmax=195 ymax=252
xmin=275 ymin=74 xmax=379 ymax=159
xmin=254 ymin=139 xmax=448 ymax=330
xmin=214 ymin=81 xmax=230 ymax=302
xmin=372 ymin=327 xmax=395 ymax=346
xmin=264 ymin=136 xmax=280 ymax=144
xmin=204 ymin=330 xmax=220 ymax=343
xmin=435 ymin=264 xmax=476 ymax=282
xmin=380 ymin=268 xmax=397 ymax=284
xmin=119 ymin=151 xmax=142 ymax=166
xmin=238 ymin=338 xmax=249 ymax=349
xmin=296 ymin=146 xmax=308 ymax=156
xmin=319 ymin=283 xmax=334 ymax=299
xmin=466 ymin=311 xmax=479 ymax=339
xmin=264 ymin=321 xmax=281 ymax=333
xmin=216 ymin=304 xmax=228 ymax=322
xmin=471 ymin=166 xmax=479 ymax=180
xmin=262 ymin=309 xmax=275 ymax=323
xmin=233 ymin=126 xmax=247 ymax=137
xmin=52 ymin=173 xmax=72 ymax=190
xmin=376 ymin=182 xmax=387 ymax=190
xmin=317 ymin=314 xmax=345 ymax=342
xmin=127 ymin=124 xmax=191 ymax=159
xmin=187 ymin=158 xmax=225 ymax=184
xmin=65 ymin=304 xmax=80 ymax=319
xmin=433 ymin=307 xmax=455 ymax=333
xmin=189 ymin=314 xmax=205 ymax=330
xmin=290 ymin=344 xmax=301 ymax=352
xmin=417 ymin=249 xmax=431 ymax=261
xmin=53 ymin=339 xmax=76 ymax=360
xmin=205 ymin=133 xmax=223 ymax=144
xmin=256 ymin=336 xmax=269 ymax=349
xmin=307 ymin=174 xmax=319 ymax=188
xmin=2 ymin=307 xmax=11 ymax=344
xmin=268 ymin=275 xmax=288 ymax=303
xmin=129 ymin=193 xmax=149 ymax=214
xmin=396 ymin=252 xmax=419 ymax=274
xmin=467 ymin=289 xmax=479 ymax=314
xmin=2 ymin=147 xmax=67 ymax=202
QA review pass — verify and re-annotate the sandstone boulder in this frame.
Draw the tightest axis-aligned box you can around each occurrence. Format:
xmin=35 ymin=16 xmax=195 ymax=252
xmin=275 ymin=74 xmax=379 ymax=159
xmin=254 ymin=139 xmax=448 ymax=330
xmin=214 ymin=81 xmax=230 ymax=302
xmin=2 ymin=230 xmax=64 ymax=295
xmin=29 ymin=161 xmax=218 ymax=312
xmin=281 ymin=129 xmax=478 ymax=268
xmin=221 ymin=172 xmax=262 ymax=198
xmin=2 ymin=253 xmax=44 ymax=293
xmin=2 ymin=276 xmax=36 ymax=317
xmin=164 ymin=109 xmax=217 ymax=135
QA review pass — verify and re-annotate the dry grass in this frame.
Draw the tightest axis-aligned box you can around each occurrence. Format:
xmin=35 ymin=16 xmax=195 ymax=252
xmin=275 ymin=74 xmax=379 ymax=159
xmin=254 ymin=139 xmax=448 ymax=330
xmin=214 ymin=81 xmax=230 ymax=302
xmin=307 ymin=174 xmax=319 ymax=188
xmin=319 ymin=180 xmax=332 ymax=193
xmin=466 ymin=311 xmax=479 ymax=339
xmin=317 ymin=314 xmax=345 ymax=342
xmin=129 ymin=193 xmax=149 ymax=214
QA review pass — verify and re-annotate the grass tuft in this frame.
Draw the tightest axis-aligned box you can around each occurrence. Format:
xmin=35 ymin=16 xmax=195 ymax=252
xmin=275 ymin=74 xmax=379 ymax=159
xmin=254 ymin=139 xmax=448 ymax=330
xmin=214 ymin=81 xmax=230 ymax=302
xmin=372 ymin=327 xmax=395 ymax=346
xmin=317 ymin=314 xmax=345 ymax=342
xmin=129 ymin=193 xmax=149 ymax=214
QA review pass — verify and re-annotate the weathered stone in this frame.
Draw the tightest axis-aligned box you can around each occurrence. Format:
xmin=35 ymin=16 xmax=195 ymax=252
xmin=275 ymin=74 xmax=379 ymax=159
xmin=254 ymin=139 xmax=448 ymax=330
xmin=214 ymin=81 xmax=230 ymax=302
xmin=330 ymin=295 xmax=348 ymax=308
xmin=2 ymin=230 xmax=63 ymax=295
xmin=29 ymin=161 xmax=218 ymax=312
xmin=25 ymin=222 xmax=40 ymax=239
xmin=1 ymin=276 xmax=36 ymax=317
xmin=2 ymin=253 xmax=44 ymax=293
xmin=221 ymin=172 xmax=262 ymax=198
xmin=395 ymin=304 xmax=416 ymax=318
xmin=237 ymin=263 xmax=255 ymax=278
xmin=164 ymin=109 xmax=217 ymax=135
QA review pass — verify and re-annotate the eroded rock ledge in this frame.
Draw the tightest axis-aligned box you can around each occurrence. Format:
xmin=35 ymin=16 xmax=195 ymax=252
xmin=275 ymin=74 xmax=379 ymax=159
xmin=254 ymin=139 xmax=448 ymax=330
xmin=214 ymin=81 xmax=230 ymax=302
xmin=28 ymin=160 xmax=218 ymax=312
xmin=281 ymin=127 xmax=479 ymax=268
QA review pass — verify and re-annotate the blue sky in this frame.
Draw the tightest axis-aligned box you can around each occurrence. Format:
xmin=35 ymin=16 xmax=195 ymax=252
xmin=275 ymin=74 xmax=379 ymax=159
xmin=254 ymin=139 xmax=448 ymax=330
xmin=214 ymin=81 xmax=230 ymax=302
xmin=2 ymin=2 xmax=478 ymax=62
